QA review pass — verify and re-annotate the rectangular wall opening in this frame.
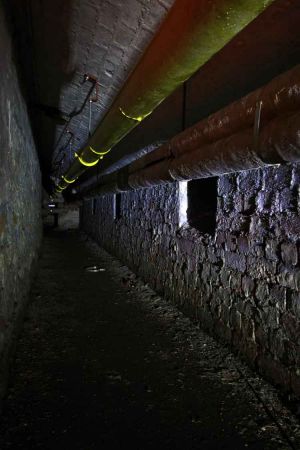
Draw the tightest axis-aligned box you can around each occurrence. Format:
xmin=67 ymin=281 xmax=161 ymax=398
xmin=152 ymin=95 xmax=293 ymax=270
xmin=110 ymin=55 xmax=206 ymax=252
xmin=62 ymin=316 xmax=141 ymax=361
xmin=92 ymin=198 xmax=97 ymax=215
xmin=187 ymin=178 xmax=218 ymax=234
xmin=114 ymin=193 xmax=122 ymax=220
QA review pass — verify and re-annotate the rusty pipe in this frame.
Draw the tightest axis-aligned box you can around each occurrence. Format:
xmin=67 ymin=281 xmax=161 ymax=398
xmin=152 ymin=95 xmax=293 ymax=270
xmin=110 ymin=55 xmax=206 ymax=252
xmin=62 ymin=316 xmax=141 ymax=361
xmin=75 ymin=64 xmax=300 ymax=195
xmin=131 ymin=64 xmax=300 ymax=172
xmin=77 ymin=109 xmax=300 ymax=199
xmin=72 ymin=64 xmax=300 ymax=198
xmin=129 ymin=111 xmax=300 ymax=188
xmin=55 ymin=0 xmax=276 ymax=193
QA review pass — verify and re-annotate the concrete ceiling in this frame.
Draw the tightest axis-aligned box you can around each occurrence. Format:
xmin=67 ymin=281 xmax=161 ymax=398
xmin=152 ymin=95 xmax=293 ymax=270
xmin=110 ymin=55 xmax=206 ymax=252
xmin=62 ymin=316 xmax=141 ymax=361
xmin=6 ymin=0 xmax=300 ymax=191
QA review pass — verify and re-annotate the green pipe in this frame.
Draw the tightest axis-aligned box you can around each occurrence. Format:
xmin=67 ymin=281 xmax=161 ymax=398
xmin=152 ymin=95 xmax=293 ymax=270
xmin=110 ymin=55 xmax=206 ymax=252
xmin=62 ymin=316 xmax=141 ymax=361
xmin=55 ymin=0 xmax=275 ymax=193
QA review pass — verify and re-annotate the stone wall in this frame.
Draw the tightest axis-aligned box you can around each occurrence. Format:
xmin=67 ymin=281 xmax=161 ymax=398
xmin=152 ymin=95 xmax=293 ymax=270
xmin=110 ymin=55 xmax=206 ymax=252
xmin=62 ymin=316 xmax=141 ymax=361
xmin=81 ymin=163 xmax=300 ymax=399
xmin=0 ymin=5 xmax=42 ymax=400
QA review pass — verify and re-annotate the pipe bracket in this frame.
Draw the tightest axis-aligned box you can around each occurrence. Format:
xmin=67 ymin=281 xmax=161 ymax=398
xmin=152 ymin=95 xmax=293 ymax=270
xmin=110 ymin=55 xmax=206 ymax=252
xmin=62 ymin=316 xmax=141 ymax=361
xmin=119 ymin=107 xmax=151 ymax=123
xmin=89 ymin=147 xmax=111 ymax=159
xmin=62 ymin=175 xmax=77 ymax=184
xmin=75 ymin=152 xmax=100 ymax=167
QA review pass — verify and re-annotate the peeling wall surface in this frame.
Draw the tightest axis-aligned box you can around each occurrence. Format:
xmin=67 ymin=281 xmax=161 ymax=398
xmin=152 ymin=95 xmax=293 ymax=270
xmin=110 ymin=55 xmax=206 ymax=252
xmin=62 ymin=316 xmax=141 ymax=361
xmin=0 ymin=5 xmax=42 ymax=397
xmin=81 ymin=163 xmax=300 ymax=399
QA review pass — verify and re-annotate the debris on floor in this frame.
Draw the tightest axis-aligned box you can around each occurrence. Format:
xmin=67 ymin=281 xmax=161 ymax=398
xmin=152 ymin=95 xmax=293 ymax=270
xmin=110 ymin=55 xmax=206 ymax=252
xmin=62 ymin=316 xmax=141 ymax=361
xmin=0 ymin=230 xmax=299 ymax=450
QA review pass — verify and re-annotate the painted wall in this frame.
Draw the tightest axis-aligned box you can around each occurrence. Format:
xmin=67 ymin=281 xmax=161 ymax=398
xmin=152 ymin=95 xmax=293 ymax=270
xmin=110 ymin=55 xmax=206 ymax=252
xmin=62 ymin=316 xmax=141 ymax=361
xmin=0 ymin=5 xmax=42 ymax=399
xmin=81 ymin=163 xmax=300 ymax=400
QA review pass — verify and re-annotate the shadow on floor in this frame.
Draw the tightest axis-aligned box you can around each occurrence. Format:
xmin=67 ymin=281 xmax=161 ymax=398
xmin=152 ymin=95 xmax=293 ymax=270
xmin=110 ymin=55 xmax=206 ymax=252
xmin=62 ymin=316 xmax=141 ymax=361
xmin=0 ymin=230 xmax=299 ymax=449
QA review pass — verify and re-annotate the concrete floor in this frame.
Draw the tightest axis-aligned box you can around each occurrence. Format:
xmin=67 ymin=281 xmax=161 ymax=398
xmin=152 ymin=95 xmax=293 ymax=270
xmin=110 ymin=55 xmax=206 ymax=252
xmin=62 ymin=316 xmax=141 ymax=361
xmin=0 ymin=230 xmax=299 ymax=449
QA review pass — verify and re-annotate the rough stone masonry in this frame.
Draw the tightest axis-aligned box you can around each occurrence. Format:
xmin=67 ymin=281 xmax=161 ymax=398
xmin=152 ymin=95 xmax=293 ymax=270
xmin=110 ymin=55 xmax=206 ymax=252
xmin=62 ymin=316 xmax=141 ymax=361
xmin=0 ymin=3 xmax=42 ymax=401
xmin=81 ymin=162 xmax=300 ymax=400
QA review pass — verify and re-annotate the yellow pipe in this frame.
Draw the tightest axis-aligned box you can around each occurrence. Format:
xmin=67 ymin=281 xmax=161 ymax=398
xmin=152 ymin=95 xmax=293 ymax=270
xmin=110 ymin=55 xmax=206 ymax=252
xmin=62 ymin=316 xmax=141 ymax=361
xmin=55 ymin=0 xmax=276 ymax=193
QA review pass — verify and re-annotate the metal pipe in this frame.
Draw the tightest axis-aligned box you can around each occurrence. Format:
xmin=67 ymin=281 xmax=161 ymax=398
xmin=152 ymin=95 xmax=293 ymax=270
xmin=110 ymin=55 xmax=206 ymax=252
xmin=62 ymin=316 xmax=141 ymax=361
xmin=73 ymin=65 xmax=300 ymax=198
xmin=55 ymin=0 xmax=276 ymax=193
xmin=53 ymin=74 xmax=99 ymax=157
xmin=129 ymin=111 xmax=300 ymax=188
xmin=74 ymin=141 xmax=166 ymax=195
xmin=79 ymin=110 xmax=300 ymax=198
xmin=130 ymin=64 xmax=300 ymax=171
xmin=75 ymin=65 xmax=300 ymax=192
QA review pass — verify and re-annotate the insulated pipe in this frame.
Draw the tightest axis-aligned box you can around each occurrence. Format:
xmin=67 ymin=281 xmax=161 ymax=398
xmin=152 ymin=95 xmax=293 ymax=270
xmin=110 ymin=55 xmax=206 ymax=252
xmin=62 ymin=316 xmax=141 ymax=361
xmin=74 ymin=64 xmax=300 ymax=198
xmin=131 ymin=64 xmax=300 ymax=171
xmin=75 ymin=64 xmax=300 ymax=195
xmin=55 ymin=0 xmax=276 ymax=193
xmin=79 ymin=110 xmax=300 ymax=198
xmin=129 ymin=111 xmax=300 ymax=188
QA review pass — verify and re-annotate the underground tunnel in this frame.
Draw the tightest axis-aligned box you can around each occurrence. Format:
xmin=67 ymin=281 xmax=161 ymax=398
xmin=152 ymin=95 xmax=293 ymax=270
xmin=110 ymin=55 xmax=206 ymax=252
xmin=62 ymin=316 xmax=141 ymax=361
xmin=1 ymin=0 xmax=300 ymax=448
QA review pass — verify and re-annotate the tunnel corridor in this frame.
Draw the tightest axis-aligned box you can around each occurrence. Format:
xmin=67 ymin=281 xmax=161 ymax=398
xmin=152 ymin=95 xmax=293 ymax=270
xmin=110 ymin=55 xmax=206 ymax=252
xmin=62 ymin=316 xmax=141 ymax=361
xmin=0 ymin=229 xmax=299 ymax=449
xmin=1 ymin=0 xmax=300 ymax=448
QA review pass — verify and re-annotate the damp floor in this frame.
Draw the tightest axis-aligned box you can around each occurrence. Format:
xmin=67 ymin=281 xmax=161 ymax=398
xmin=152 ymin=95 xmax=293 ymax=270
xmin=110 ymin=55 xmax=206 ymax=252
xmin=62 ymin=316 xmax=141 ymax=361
xmin=0 ymin=230 xmax=299 ymax=450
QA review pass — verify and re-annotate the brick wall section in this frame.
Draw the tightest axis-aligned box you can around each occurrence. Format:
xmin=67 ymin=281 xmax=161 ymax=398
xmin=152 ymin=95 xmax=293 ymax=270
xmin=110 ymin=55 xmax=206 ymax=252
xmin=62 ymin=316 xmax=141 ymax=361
xmin=81 ymin=163 xmax=300 ymax=399
xmin=62 ymin=0 xmax=176 ymax=149
xmin=0 ymin=5 xmax=42 ymax=399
